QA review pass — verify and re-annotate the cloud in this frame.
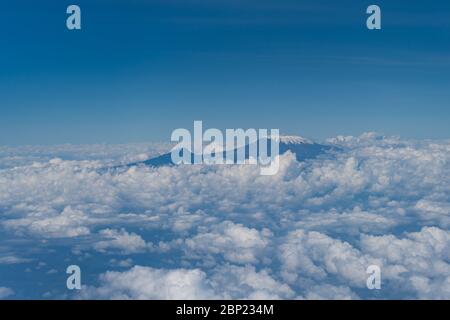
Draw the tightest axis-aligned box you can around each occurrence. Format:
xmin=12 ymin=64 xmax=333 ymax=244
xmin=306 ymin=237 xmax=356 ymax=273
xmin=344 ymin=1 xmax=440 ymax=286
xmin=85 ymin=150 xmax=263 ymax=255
xmin=109 ymin=258 xmax=134 ymax=268
xmin=3 ymin=206 xmax=91 ymax=238
xmin=0 ymin=142 xmax=171 ymax=169
xmin=82 ymin=264 xmax=294 ymax=300
xmin=209 ymin=264 xmax=294 ymax=299
xmin=0 ymin=134 xmax=449 ymax=299
xmin=185 ymin=221 xmax=272 ymax=264
xmin=278 ymin=226 xmax=449 ymax=299
xmin=94 ymin=229 xmax=149 ymax=254
xmin=0 ymin=287 xmax=14 ymax=299
xmin=278 ymin=229 xmax=373 ymax=287
xmin=360 ymin=226 xmax=450 ymax=299
xmin=301 ymin=284 xmax=359 ymax=300
xmin=81 ymin=266 xmax=219 ymax=300
xmin=0 ymin=255 xmax=32 ymax=265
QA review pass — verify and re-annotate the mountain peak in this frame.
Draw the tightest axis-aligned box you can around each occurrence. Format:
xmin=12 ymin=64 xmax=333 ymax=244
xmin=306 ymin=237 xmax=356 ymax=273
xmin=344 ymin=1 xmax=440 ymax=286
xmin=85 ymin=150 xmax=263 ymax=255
xmin=272 ymin=135 xmax=313 ymax=145
xmin=126 ymin=135 xmax=332 ymax=168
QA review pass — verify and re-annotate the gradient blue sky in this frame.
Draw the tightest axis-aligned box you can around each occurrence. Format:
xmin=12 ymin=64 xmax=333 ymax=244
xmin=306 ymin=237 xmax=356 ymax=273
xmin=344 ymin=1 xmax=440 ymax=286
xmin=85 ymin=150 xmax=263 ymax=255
xmin=1 ymin=0 xmax=449 ymax=145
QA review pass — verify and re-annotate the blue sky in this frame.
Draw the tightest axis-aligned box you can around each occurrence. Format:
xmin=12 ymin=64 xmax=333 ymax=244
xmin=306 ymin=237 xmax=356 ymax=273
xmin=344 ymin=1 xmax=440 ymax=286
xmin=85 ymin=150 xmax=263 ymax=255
xmin=1 ymin=0 xmax=449 ymax=145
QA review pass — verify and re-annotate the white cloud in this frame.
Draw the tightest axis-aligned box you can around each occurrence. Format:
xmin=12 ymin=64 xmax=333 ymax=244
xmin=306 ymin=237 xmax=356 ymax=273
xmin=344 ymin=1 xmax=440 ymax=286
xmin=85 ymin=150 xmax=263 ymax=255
xmin=278 ymin=229 xmax=374 ymax=287
xmin=0 ymin=256 xmax=32 ymax=265
xmin=109 ymin=258 xmax=134 ymax=268
xmin=81 ymin=266 xmax=219 ymax=300
xmin=1 ymin=134 xmax=449 ymax=299
xmin=0 ymin=287 xmax=14 ymax=299
xmin=301 ymin=284 xmax=359 ymax=300
xmin=278 ymin=226 xmax=450 ymax=299
xmin=185 ymin=221 xmax=272 ymax=264
xmin=82 ymin=265 xmax=294 ymax=300
xmin=360 ymin=226 xmax=450 ymax=299
xmin=3 ymin=206 xmax=91 ymax=238
xmin=209 ymin=265 xmax=294 ymax=299
xmin=94 ymin=229 xmax=148 ymax=254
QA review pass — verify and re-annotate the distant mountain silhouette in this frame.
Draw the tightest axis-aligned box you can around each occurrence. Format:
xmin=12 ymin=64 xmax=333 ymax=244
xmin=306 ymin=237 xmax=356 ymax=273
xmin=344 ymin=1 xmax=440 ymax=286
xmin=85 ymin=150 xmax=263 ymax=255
xmin=127 ymin=136 xmax=336 ymax=168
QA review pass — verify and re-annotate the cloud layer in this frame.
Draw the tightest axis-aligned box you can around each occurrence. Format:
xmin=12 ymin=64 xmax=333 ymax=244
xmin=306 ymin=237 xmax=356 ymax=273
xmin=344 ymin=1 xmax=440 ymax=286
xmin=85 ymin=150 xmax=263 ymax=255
xmin=0 ymin=133 xmax=449 ymax=299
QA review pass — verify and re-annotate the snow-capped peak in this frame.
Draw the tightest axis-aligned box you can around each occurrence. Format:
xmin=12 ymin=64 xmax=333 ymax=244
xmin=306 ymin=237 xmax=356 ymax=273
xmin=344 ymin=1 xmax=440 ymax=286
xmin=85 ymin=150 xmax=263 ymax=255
xmin=271 ymin=135 xmax=313 ymax=145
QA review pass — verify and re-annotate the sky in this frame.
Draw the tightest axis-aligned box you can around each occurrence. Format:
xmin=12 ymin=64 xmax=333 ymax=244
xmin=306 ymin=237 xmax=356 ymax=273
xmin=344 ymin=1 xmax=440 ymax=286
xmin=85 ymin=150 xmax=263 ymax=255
xmin=1 ymin=0 xmax=449 ymax=145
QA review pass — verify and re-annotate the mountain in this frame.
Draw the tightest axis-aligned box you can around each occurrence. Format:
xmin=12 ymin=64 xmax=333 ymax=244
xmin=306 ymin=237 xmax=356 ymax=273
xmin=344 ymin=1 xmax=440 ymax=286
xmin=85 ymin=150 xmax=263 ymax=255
xmin=277 ymin=136 xmax=336 ymax=161
xmin=127 ymin=135 xmax=336 ymax=168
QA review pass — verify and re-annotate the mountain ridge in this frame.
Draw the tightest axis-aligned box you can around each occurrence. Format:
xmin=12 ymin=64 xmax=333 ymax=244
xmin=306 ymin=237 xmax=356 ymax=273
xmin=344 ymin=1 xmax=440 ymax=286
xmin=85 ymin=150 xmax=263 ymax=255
xmin=127 ymin=135 xmax=336 ymax=167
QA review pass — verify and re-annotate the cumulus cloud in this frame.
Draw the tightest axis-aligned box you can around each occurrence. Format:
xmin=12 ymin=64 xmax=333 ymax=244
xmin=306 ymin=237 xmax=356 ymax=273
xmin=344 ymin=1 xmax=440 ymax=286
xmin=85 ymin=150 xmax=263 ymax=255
xmin=185 ymin=221 xmax=272 ymax=264
xmin=3 ymin=206 xmax=91 ymax=238
xmin=109 ymin=258 xmax=134 ymax=268
xmin=278 ymin=229 xmax=373 ymax=287
xmin=81 ymin=266 xmax=220 ymax=299
xmin=94 ymin=229 xmax=149 ymax=254
xmin=279 ymin=226 xmax=449 ymax=299
xmin=209 ymin=265 xmax=294 ymax=299
xmin=0 ymin=287 xmax=14 ymax=299
xmin=0 ymin=134 xmax=449 ymax=299
xmin=301 ymin=284 xmax=359 ymax=300
xmin=0 ymin=142 xmax=171 ymax=169
xmin=360 ymin=227 xmax=450 ymax=299
xmin=82 ymin=265 xmax=294 ymax=300
xmin=0 ymin=255 xmax=32 ymax=265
